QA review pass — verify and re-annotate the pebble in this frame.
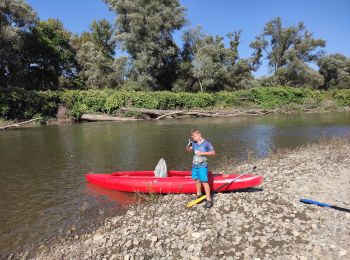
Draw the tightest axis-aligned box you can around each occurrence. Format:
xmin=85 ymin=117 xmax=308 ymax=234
xmin=123 ymin=255 xmax=133 ymax=260
xmin=187 ymin=244 xmax=195 ymax=252
xmin=125 ymin=240 xmax=132 ymax=248
xmin=93 ymin=233 xmax=104 ymax=241
xmin=338 ymin=250 xmax=347 ymax=257
xmin=191 ymin=232 xmax=201 ymax=239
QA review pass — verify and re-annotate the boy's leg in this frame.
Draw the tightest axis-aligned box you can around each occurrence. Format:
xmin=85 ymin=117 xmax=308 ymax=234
xmin=198 ymin=167 xmax=212 ymax=201
xmin=195 ymin=180 xmax=202 ymax=196
xmin=192 ymin=167 xmax=202 ymax=196
xmin=198 ymin=167 xmax=213 ymax=208
xmin=202 ymin=182 xmax=212 ymax=201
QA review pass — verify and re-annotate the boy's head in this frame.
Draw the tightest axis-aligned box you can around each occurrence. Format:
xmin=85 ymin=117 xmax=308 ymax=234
xmin=190 ymin=129 xmax=202 ymax=142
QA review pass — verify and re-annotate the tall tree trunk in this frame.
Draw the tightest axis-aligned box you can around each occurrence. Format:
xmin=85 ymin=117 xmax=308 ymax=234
xmin=198 ymin=79 xmax=203 ymax=93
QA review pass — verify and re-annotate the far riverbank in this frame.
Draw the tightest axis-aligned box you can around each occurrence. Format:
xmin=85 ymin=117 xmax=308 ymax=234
xmin=1 ymin=87 xmax=350 ymax=129
xmin=1 ymin=106 xmax=350 ymax=131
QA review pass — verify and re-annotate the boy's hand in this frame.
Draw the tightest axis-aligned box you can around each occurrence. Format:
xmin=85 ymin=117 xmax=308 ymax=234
xmin=195 ymin=150 xmax=201 ymax=155
xmin=187 ymin=139 xmax=192 ymax=147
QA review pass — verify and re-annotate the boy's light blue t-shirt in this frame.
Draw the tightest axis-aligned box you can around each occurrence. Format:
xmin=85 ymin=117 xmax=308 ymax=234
xmin=192 ymin=140 xmax=214 ymax=167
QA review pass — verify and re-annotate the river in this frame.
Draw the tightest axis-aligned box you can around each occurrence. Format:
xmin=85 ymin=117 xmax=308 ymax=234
xmin=0 ymin=112 xmax=349 ymax=254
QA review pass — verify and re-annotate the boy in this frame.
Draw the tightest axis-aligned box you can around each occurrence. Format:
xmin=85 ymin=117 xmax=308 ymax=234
xmin=186 ymin=129 xmax=216 ymax=208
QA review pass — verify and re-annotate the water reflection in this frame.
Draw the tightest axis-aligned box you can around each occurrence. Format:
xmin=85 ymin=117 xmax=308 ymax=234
xmin=85 ymin=183 xmax=139 ymax=205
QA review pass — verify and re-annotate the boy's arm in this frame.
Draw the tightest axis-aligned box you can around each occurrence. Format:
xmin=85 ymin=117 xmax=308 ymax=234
xmin=196 ymin=141 xmax=215 ymax=156
xmin=196 ymin=150 xmax=215 ymax=156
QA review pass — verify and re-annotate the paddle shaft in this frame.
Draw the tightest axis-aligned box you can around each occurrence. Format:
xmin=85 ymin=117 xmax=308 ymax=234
xmin=213 ymin=173 xmax=247 ymax=193
xmin=300 ymin=198 xmax=350 ymax=213
xmin=331 ymin=205 xmax=350 ymax=213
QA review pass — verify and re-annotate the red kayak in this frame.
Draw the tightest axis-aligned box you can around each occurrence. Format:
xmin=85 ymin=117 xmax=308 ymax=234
xmin=85 ymin=171 xmax=262 ymax=194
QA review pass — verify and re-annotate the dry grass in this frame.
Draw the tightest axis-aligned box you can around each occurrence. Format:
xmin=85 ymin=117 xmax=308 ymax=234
xmin=213 ymin=156 xmax=239 ymax=174
xmin=134 ymin=191 xmax=159 ymax=204
xmin=267 ymin=147 xmax=292 ymax=161
xmin=214 ymin=136 xmax=350 ymax=174
xmin=213 ymin=154 xmax=258 ymax=175
xmin=317 ymin=135 xmax=349 ymax=147
xmin=268 ymin=135 xmax=349 ymax=160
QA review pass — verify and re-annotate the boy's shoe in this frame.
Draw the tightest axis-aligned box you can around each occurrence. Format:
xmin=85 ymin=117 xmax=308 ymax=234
xmin=203 ymin=200 xmax=213 ymax=208
xmin=196 ymin=194 xmax=203 ymax=199
xmin=194 ymin=194 xmax=205 ymax=204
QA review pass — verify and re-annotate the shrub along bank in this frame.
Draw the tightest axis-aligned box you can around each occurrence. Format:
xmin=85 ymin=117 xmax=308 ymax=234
xmin=1 ymin=87 xmax=349 ymax=120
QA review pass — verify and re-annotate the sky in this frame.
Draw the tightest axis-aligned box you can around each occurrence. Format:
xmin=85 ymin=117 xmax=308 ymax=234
xmin=26 ymin=0 xmax=350 ymax=76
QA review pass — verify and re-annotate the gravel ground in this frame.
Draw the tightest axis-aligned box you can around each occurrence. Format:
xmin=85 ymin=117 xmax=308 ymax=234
xmin=16 ymin=137 xmax=350 ymax=259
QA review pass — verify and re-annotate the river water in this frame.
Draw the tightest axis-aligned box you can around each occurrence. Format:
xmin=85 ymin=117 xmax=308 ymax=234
xmin=0 ymin=112 xmax=349 ymax=254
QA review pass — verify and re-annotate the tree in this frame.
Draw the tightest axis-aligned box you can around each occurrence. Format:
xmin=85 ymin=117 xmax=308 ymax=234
xmin=318 ymin=54 xmax=350 ymax=89
xmin=274 ymin=59 xmax=324 ymax=88
xmin=179 ymin=28 xmax=253 ymax=92
xmin=89 ymin=19 xmax=116 ymax=58
xmin=172 ymin=26 xmax=204 ymax=92
xmin=224 ymin=31 xmax=254 ymax=90
xmin=0 ymin=1 xmax=80 ymax=89
xmin=73 ymin=20 xmax=126 ymax=89
xmin=192 ymin=35 xmax=228 ymax=92
xmin=250 ymin=17 xmax=325 ymax=88
xmin=76 ymin=41 xmax=127 ymax=89
xmin=0 ymin=0 xmax=38 ymax=88
xmin=104 ymin=0 xmax=187 ymax=90
xmin=29 ymin=19 xmax=78 ymax=89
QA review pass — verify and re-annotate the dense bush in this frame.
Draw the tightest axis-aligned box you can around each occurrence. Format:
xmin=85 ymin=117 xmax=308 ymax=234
xmin=59 ymin=90 xmax=109 ymax=117
xmin=332 ymin=89 xmax=350 ymax=106
xmin=0 ymin=87 xmax=348 ymax=120
xmin=214 ymin=87 xmax=323 ymax=109
xmin=104 ymin=91 xmax=216 ymax=112
xmin=0 ymin=89 xmax=59 ymax=119
xmin=246 ymin=86 xmax=322 ymax=108
xmin=215 ymin=90 xmax=255 ymax=108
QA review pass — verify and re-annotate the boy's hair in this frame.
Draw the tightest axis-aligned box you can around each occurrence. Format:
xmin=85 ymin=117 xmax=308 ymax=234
xmin=190 ymin=129 xmax=201 ymax=135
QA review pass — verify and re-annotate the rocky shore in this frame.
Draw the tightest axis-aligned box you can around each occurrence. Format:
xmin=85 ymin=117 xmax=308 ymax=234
xmin=20 ymin=138 xmax=350 ymax=259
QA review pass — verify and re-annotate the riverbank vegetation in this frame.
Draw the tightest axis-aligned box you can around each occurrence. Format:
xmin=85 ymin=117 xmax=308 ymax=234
xmin=1 ymin=0 xmax=350 ymax=122
xmin=1 ymin=87 xmax=349 ymax=121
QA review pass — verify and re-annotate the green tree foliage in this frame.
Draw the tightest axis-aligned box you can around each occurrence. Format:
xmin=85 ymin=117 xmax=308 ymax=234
xmin=172 ymin=27 xmax=203 ymax=92
xmin=192 ymin=35 xmax=227 ymax=92
xmin=0 ymin=88 xmax=59 ymax=119
xmin=1 ymin=0 xmax=348 ymax=93
xmin=29 ymin=19 xmax=78 ymax=89
xmin=73 ymin=19 xmax=127 ymax=89
xmin=251 ymin=17 xmax=325 ymax=88
xmin=0 ymin=0 xmax=38 ymax=88
xmin=105 ymin=0 xmax=187 ymax=90
xmin=0 ymin=1 xmax=78 ymax=89
xmin=176 ymin=28 xmax=253 ymax=92
xmin=318 ymin=54 xmax=350 ymax=89
xmin=76 ymin=41 xmax=127 ymax=89
xmin=273 ymin=59 xmax=324 ymax=88
xmin=89 ymin=19 xmax=116 ymax=58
